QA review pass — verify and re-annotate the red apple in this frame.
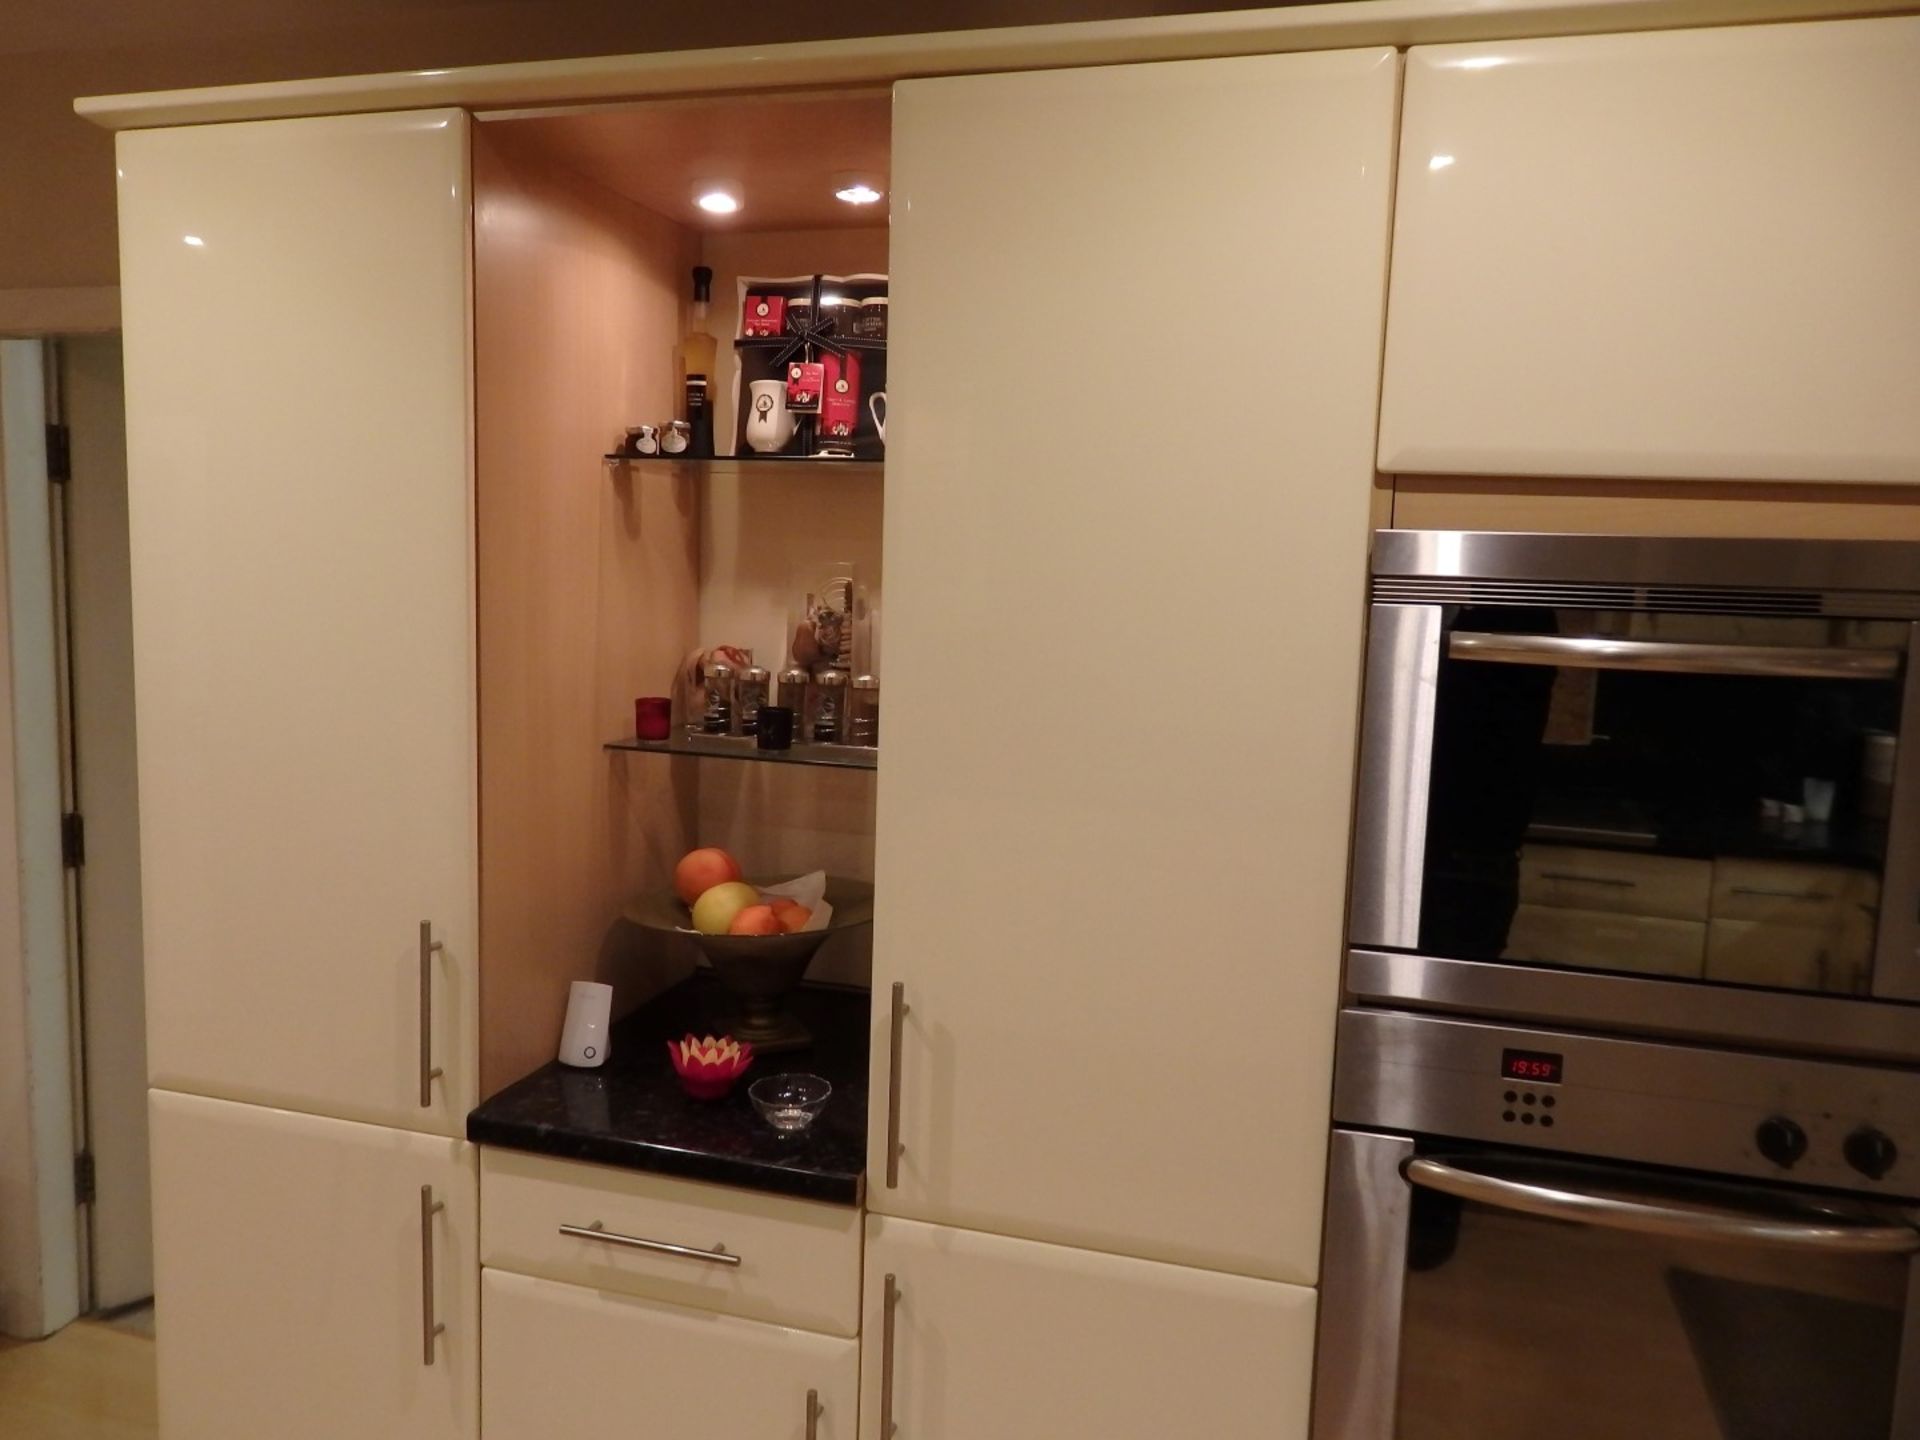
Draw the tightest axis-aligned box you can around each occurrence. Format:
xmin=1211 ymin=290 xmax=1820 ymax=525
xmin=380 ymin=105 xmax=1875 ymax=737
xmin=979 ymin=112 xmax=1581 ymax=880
xmin=770 ymin=899 xmax=813 ymax=934
xmin=728 ymin=904 xmax=783 ymax=937
xmin=674 ymin=847 xmax=741 ymax=905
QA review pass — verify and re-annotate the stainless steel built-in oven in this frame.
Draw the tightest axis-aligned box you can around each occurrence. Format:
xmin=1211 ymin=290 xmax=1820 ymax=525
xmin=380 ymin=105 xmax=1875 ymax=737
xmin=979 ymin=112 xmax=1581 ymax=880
xmin=1350 ymin=531 xmax=1920 ymax=1061
xmin=1313 ymin=1010 xmax=1920 ymax=1440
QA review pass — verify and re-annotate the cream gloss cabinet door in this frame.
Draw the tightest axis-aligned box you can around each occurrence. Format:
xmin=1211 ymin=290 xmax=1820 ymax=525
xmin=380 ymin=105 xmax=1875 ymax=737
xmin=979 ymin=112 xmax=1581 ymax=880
xmin=116 ymin=110 xmax=477 ymax=1134
xmin=860 ymin=1215 xmax=1318 ymax=1440
xmin=1377 ymin=18 xmax=1920 ymax=482
xmin=870 ymin=51 xmax=1399 ymax=1284
xmin=149 ymin=1090 xmax=477 ymax=1440
xmin=483 ymin=1269 xmax=859 ymax=1440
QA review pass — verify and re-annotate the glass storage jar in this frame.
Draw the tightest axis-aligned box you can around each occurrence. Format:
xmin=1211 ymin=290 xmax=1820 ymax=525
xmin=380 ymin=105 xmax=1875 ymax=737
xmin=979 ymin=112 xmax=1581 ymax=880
xmin=735 ymin=666 xmax=770 ymax=737
xmin=779 ymin=666 xmax=811 ymax=716
xmin=806 ymin=669 xmax=849 ymax=744
xmin=848 ymin=674 xmax=880 ymax=747
xmin=702 ymin=662 xmax=734 ymax=735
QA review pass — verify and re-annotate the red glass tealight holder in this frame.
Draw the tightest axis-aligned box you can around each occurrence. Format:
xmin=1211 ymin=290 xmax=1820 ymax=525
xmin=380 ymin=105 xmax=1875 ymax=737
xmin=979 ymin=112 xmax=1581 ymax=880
xmin=635 ymin=696 xmax=671 ymax=741
xmin=667 ymin=1033 xmax=753 ymax=1100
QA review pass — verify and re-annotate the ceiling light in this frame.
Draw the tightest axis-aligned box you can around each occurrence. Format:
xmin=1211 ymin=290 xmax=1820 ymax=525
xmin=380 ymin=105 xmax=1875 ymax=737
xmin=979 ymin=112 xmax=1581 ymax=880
xmin=832 ymin=172 xmax=885 ymax=206
xmin=693 ymin=182 xmax=741 ymax=216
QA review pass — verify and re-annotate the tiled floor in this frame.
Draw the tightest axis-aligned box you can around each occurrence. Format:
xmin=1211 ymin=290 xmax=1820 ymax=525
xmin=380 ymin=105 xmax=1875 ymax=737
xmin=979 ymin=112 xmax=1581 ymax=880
xmin=0 ymin=1308 xmax=157 ymax=1439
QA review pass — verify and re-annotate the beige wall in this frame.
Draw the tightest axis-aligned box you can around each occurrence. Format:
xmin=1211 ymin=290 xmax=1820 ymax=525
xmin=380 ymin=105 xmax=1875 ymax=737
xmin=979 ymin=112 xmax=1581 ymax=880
xmin=0 ymin=0 xmax=1273 ymax=298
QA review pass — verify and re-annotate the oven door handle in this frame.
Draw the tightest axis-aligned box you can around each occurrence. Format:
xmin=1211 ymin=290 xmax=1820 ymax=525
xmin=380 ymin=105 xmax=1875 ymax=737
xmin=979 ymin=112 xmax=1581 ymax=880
xmin=1404 ymin=1156 xmax=1920 ymax=1255
xmin=1447 ymin=631 xmax=1901 ymax=681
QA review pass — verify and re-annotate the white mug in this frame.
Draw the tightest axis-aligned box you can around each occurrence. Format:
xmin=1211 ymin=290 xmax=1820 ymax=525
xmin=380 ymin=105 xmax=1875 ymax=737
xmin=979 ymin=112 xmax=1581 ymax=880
xmin=558 ymin=981 xmax=613 ymax=1068
xmin=868 ymin=390 xmax=887 ymax=443
xmin=746 ymin=379 xmax=797 ymax=454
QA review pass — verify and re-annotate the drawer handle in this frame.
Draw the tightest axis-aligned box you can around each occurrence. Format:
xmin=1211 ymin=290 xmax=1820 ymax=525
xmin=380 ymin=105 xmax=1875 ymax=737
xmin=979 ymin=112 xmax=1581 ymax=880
xmin=1539 ymin=871 xmax=1635 ymax=889
xmin=558 ymin=1221 xmax=741 ymax=1267
xmin=880 ymin=1272 xmax=901 ymax=1437
xmin=805 ymin=1387 xmax=822 ymax=1440
xmin=420 ymin=1185 xmax=447 ymax=1366
xmin=1730 ymin=886 xmax=1827 ymax=902
xmin=419 ymin=921 xmax=445 ymax=1108
xmin=886 ymin=982 xmax=909 ymax=1189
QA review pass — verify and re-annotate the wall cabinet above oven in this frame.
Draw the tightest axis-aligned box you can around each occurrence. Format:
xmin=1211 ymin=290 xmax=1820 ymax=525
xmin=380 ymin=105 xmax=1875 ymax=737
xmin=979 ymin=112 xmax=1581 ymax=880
xmin=1375 ymin=17 xmax=1920 ymax=485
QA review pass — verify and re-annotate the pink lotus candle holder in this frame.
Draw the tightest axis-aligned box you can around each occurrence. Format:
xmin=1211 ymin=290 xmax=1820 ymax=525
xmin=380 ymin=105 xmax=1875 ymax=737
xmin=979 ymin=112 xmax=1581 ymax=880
xmin=667 ymin=1034 xmax=753 ymax=1100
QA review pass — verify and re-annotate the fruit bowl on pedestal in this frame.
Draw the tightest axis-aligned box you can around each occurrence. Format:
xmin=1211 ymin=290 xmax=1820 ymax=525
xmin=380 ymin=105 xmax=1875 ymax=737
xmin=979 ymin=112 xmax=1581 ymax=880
xmin=626 ymin=876 xmax=875 ymax=1053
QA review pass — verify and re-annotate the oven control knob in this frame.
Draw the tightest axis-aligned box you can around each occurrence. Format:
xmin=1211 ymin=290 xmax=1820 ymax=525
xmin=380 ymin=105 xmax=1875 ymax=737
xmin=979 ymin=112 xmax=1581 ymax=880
xmin=1844 ymin=1127 xmax=1898 ymax=1182
xmin=1754 ymin=1116 xmax=1808 ymax=1169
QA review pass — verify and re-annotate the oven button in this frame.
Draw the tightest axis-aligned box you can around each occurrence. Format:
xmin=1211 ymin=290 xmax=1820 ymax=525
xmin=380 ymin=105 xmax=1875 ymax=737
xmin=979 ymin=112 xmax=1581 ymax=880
xmin=1754 ymin=1116 xmax=1807 ymax=1169
xmin=1844 ymin=1127 xmax=1898 ymax=1182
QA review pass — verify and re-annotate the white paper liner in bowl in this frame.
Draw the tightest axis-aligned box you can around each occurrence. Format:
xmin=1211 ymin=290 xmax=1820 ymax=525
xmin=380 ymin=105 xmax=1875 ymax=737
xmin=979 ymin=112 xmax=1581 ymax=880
xmin=675 ymin=870 xmax=833 ymax=932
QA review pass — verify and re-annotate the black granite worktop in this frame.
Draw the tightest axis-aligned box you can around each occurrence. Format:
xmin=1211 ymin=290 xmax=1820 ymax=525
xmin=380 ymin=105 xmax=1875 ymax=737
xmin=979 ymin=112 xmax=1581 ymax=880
xmin=467 ymin=974 xmax=869 ymax=1205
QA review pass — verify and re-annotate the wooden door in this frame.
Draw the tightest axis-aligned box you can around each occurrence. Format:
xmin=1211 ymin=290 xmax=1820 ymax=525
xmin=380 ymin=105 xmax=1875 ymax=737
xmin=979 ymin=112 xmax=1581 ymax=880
xmin=860 ymin=1215 xmax=1317 ymax=1440
xmin=115 ymin=110 xmax=477 ymax=1133
xmin=1378 ymin=17 xmax=1920 ymax=482
xmin=149 ymin=1091 xmax=477 ymax=1440
xmin=483 ymin=1268 xmax=859 ymax=1440
xmin=870 ymin=49 xmax=1400 ymax=1284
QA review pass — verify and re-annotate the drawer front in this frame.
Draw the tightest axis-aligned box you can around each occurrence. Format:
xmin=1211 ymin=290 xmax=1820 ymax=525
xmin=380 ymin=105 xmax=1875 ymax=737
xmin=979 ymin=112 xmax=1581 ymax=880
xmin=1519 ymin=846 xmax=1712 ymax=921
xmin=1505 ymin=904 xmax=1707 ymax=978
xmin=483 ymin=1269 xmax=858 ymax=1440
xmin=480 ymin=1149 xmax=861 ymax=1337
xmin=1711 ymin=857 xmax=1877 ymax=926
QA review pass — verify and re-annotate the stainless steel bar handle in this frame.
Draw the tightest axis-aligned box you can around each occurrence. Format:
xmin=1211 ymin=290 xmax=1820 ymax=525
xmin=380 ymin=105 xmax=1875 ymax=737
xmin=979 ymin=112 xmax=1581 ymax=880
xmin=420 ymin=1185 xmax=447 ymax=1366
xmin=880 ymin=1273 xmax=901 ymax=1438
xmin=1448 ymin=631 xmax=1901 ymax=681
xmin=419 ymin=921 xmax=445 ymax=1108
xmin=886 ymin=982 xmax=909 ymax=1189
xmin=1539 ymin=871 xmax=1634 ymax=888
xmin=805 ymin=1388 xmax=821 ymax=1440
xmin=557 ymin=1221 xmax=741 ymax=1267
xmin=1405 ymin=1157 xmax=1920 ymax=1255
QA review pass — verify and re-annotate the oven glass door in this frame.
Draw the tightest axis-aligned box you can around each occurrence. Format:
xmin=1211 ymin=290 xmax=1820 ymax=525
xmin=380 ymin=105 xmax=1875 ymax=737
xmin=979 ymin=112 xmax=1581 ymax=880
xmin=1395 ymin=1150 xmax=1917 ymax=1440
xmin=1418 ymin=608 xmax=1912 ymax=998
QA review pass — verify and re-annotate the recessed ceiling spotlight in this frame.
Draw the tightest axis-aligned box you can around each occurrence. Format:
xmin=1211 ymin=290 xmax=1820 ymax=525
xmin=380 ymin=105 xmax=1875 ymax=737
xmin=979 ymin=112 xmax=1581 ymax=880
xmin=832 ymin=172 xmax=885 ymax=206
xmin=693 ymin=181 xmax=741 ymax=216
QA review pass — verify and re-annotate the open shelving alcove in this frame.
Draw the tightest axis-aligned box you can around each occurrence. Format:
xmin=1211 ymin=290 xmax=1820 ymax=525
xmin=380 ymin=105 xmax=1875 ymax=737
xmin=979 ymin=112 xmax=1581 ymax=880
xmin=473 ymin=88 xmax=889 ymax=1085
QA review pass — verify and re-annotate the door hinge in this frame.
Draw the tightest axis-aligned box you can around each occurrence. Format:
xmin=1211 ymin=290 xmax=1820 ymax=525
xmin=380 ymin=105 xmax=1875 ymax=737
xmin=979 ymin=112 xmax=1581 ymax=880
xmin=61 ymin=812 xmax=85 ymax=868
xmin=45 ymin=423 xmax=71 ymax=484
xmin=74 ymin=1151 xmax=96 ymax=1206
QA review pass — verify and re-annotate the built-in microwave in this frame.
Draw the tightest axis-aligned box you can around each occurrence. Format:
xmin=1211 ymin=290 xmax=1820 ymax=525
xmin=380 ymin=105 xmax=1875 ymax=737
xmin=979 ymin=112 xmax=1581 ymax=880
xmin=1348 ymin=531 xmax=1920 ymax=1064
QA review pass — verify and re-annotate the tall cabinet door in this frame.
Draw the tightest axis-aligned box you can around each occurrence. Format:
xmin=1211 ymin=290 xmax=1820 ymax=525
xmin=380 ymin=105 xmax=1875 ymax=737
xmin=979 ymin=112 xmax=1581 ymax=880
xmin=1377 ymin=18 xmax=1920 ymax=482
xmin=116 ymin=110 xmax=477 ymax=1133
xmin=150 ymin=1090 xmax=478 ymax=1440
xmin=870 ymin=51 xmax=1399 ymax=1284
xmin=860 ymin=1215 xmax=1318 ymax=1440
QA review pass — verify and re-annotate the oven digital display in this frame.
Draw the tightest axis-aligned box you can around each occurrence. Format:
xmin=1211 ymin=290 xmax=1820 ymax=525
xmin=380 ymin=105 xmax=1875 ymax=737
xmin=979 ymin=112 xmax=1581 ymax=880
xmin=1501 ymin=1049 xmax=1564 ymax=1085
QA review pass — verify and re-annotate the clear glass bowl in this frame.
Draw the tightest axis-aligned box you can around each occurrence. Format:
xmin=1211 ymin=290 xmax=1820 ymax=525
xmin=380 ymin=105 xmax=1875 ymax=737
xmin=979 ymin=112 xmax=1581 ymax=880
xmin=748 ymin=1073 xmax=832 ymax=1134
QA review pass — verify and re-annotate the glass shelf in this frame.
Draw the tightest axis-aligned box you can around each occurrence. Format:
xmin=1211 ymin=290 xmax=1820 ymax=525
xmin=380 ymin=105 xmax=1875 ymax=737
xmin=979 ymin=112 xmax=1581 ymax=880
xmin=603 ymin=455 xmax=882 ymax=477
xmin=734 ymin=335 xmax=888 ymax=353
xmin=606 ymin=733 xmax=877 ymax=771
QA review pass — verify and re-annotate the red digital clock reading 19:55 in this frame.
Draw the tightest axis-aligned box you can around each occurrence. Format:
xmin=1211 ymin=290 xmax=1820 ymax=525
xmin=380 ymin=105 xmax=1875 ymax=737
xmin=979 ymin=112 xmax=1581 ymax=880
xmin=1501 ymin=1049 xmax=1565 ymax=1085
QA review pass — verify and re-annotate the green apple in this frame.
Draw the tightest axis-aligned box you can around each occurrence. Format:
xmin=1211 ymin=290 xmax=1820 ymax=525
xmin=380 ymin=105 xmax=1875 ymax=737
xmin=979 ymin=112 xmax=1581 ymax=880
xmin=691 ymin=881 xmax=762 ymax=935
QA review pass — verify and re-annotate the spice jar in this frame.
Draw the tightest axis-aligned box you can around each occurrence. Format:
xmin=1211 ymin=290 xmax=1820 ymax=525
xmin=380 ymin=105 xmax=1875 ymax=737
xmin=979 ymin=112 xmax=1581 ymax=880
xmin=734 ymin=666 xmax=770 ymax=737
xmin=856 ymin=297 xmax=889 ymax=341
xmin=662 ymin=420 xmax=692 ymax=455
xmin=823 ymin=295 xmax=861 ymax=337
xmin=785 ymin=298 xmax=814 ymax=335
xmin=702 ymin=662 xmax=734 ymax=735
xmin=779 ymin=666 xmax=811 ymax=715
xmin=806 ymin=669 xmax=849 ymax=744
xmin=848 ymin=674 xmax=880 ymax=747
